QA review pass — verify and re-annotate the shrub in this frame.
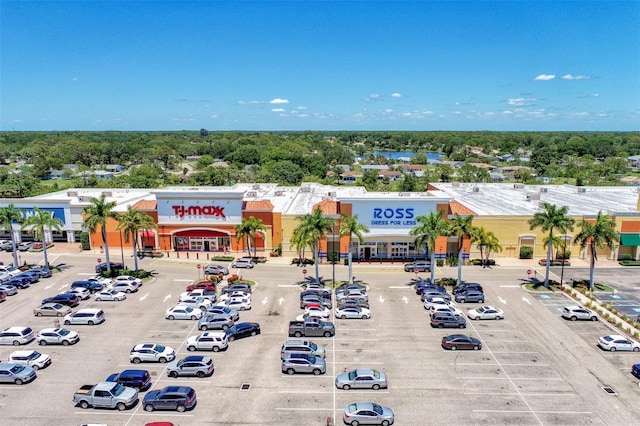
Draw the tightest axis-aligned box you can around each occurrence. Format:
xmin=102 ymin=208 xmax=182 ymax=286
xmin=471 ymin=259 xmax=496 ymax=266
xmin=291 ymin=258 xmax=314 ymax=265
xmin=619 ymin=260 xmax=640 ymax=266
xmin=80 ymin=232 xmax=91 ymax=250
xmin=556 ymin=251 xmax=571 ymax=260
xmin=519 ymin=246 xmax=533 ymax=259
xmin=211 ymin=256 xmax=235 ymax=262
xmin=436 ymin=259 xmax=444 ymax=267
xmin=619 ymin=254 xmax=633 ymax=261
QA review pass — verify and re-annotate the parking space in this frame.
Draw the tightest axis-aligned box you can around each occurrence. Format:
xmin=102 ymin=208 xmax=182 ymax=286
xmin=1 ymin=254 xmax=640 ymax=425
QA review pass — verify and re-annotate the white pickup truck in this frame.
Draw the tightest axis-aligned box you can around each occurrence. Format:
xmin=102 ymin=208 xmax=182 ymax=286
xmin=73 ymin=381 xmax=139 ymax=411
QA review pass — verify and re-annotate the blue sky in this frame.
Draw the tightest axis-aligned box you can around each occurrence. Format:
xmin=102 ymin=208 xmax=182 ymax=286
xmin=2 ymin=1 xmax=639 ymax=131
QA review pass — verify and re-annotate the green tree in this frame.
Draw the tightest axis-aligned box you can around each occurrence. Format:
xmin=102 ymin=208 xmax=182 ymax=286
xmin=116 ymin=207 xmax=158 ymax=271
xmin=528 ymin=203 xmax=575 ymax=287
xmin=448 ymin=213 xmax=475 ymax=285
xmin=234 ymin=216 xmax=267 ymax=258
xmin=339 ymin=213 xmax=370 ymax=283
xmin=410 ymin=209 xmax=448 ymax=282
xmin=82 ymin=194 xmax=120 ymax=272
xmin=482 ymin=231 xmax=503 ymax=266
xmin=574 ymin=211 xmax=619 ymax=290
xmin=361 ymin=170 xmax=379 ymax=190
xmin=294 ymin=207 xmax=336 ymax=283
xmin=0 ymin=204 xmax=23 ymax=267
xmin=21 ymin=207 xmax=63 ymax=270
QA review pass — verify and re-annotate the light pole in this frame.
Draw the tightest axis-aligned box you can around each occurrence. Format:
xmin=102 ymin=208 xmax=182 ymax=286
xmin=119 ymin=230 xmax=125 ymax=267
xmin=324 ymin=214 xmax=341 ymax=286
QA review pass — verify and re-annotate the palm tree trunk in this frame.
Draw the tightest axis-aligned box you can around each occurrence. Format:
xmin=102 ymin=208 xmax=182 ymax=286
xmin=10 ymin=232 xmax=19 ymax=267
xmin=132 ymin=235 xmax=139 ymax=271
xmin=348 ymin=236 xmax=353 ymax=283
xmin=42 ymin=234 xmax=49 ymax=270
xmin=103 ymin=228 xmax=112 ymax=272
xmin=430 ymin=249 xmax=436 ymax=282
xmin=545 ymin=239 xmax=552 ymax=287
xmin=314 ymin=241 xmax=320 ymax=284
xmin=457 ymin=246 xmax=463 ymax=285
xmin=589 ymin=243 xmax=596 ymax=290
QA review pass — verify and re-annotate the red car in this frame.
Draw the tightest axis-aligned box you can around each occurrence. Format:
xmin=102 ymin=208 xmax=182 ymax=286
xmin=186 ymin=281 xmax=216 ymax=292
xmin=0 ymin=291 xmax=6 ymax=303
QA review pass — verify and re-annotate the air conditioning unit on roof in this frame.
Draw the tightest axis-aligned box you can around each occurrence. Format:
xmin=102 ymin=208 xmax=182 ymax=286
xmin=300 ymin=186 xmax=311 ymax=193
xmin=327 ymin=191 xmax=336 ymax=197
xmin=274 ymin=190 xmax=283 ymax=196
xmin=252 ymin=184 xmax=260 ymax=190
xmin=66 ymin=191 xmax=78 ymax=197
xmin=577 ymin=187 xmax=587 ymax=193
xmin=246 ymin=191 xmax=257 ymax=197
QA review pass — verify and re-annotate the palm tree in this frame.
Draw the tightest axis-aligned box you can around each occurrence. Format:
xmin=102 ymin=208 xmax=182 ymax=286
xmin=294 ymin=207 xmax=336 ymax=283
xmin=82 ymin=194 xmax=120 ymax=272
xmin=339 ymin=213 xmax=370 ymax=283
xmin=448 ymin=213 xmax=475 ymax=285
xmin=234 ymin=216 xmax=267 ymax=258
xmin=409 ymin=209 xmax=448 ymax=282
xmin=21 ymin=207 xmax=63 ymax=270
xmin=0 ymin=204 xmax=23 ymax=267
xmin=482 ymin=231 xmax=502 ymax=267
xmin=528 ymin=203 xmax=575 ymax=288
xmin=574 ymin=211 xmax=619 ymax=290
xmin=116 ymin=207 xmax=158 ymax=271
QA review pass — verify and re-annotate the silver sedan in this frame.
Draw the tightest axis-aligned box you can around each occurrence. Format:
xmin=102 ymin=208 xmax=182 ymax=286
xmin=335 ymin=369 xmax=388 ymax=390
xmin=335 ymin=306 xmax=371 ymax=319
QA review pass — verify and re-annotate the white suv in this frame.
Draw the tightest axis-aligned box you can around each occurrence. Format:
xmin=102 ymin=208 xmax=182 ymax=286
xmin=9 ymin=350 xmax=52 ymax=370
xmin=129 ymin=343 xmax=176 ymax=363
xmin=231 ymin=258 xmax=255 ymax=269
xmin=0 ymin=327 xmax=35 ymax=346
xmin=561 ymin=305 xmax=598 ymax=321
xmin=63 ymin=308 xmax=105 ymax=325
xmin=186 ymin=332 xmax=229 ymax=352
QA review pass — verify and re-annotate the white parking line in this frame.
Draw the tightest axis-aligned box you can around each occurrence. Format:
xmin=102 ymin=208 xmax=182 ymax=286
xmin=275 ymin=407 xmax=335 ymax=411
xmin=473 ymin=409 xmax=591 ymax=414
xmin=491 ymin=351 xmax=539 ymax=354
xmin=278 ymin=284 xmax=299 ymax=288
xmin=174 ymin=279 xmax=193 ymax=282
xmin=331 ymin=361 xmax=384 ymax=365
xmin=465 ymin=392 xmax=576 ymax=397
xmin=388 ymin=286 xmax=412 ymax=289
xmin=451 ymin=363 xmax=549 ymax=367
xmin=333 ymin=338 xmax=379 ymax=341
xmin=458 ymin=376 xmax=563 ymax=381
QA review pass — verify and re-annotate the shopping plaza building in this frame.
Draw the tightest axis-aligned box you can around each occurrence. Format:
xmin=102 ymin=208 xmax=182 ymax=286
xmin=2 ymin=182 xmax=640 ymax=261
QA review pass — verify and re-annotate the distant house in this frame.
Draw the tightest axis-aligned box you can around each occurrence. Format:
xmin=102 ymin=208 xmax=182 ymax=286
xmin=495 ymin=154 xmax=515 ymax=162
xmin=489 ymin=172 xmax=504 ymax=182
xmin=400 ymin=164 xmax=426 ymax=176
xmin=105 ymin=164 xmax=125 ymax=172
xmin=628 ymin=155 xmax=640 ymax=168
xmin=340 ymin=171 xmax=357 ymax=184
xmin=378 ymin=170 xmax=403 ymax=181
xmin=94 ymin=170 xmax=114 ymax=179
xmin=186 ymin=155 xmax=201 ymax=161
xmin=360 ymin=164 xmax=389 ymax=172
xmin=396 ymin=156 xmax=412 ymax=164
xmin=437 ymin=160 xmax=465 ymax=169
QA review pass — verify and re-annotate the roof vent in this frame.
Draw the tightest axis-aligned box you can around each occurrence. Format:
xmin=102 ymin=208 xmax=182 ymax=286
xmin=327 ymin=191 xmax=336 ymax=197
xmin=513 ymin=183 xmax=525 ymax=189
xmin=577 ymin=187 xmax=587 ymax=193
xmin=66 ymin=191 xmax=78 ymax=197
xmin=245 ymin=191 xmax=257 ymax=197
xmin=539 ymin=187 xmax=548 ymax=193
xmin=472 ymin=186 xmax=480 ymax=193
xmin=300 ymin=186 xmax=311 ymax=193
xmin=274 ymin=190 xmax=283 ymax=196
xmin=252 ymin=184 xmax=260 ymax=190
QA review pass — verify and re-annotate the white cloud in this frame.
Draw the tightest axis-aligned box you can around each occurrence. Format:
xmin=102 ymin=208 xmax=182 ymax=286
xmin=297 ymin=106 xmax=308 ymax=110
xmin=382 ymin=109 xmax=393 ymax=114
xmin=210 ymin=114 xmax=218 ymax=119
xmin=534 ymin=74 xmax=556 ymax=81
xmin=271 ymin=108 xmax=285 ymax=112
xmin=390 ymin=93 xmax=402 ymax=98
xmin=507 ymin=97 xmax=537 ymax=106
xmin=561 ymin=74 xmax=590 ymax=80
xmin=270 ymin=98 xmax=289 ymax=104
xmin=71 ymin=77 xmax=79 ymax=82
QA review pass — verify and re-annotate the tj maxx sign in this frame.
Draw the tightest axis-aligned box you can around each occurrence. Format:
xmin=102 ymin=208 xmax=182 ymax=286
xmin=172 ymin=205 xmax=226 ymax=218
xmin=157 ymin=199 xmax=242 ymax=223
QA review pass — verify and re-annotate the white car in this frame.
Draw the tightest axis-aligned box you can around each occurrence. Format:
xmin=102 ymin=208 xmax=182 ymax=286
xmin=186 ymin=332 xmax=229 ymax=352
xmin=179 ymin=296 xmax=213 ymax=311
xmin=68 ymin=287 xmax=91 ymax=300
xmin=111 ymin=281 xmax=139 ymax=293
xmin=9 ymin=350 xmax=52 ymax=370
xmin=95 ymin=289 xmax=127 ymax=302
xmin=561 ymin=305 xmax=598 ymax=321
xmin=218 ymin=291 xmax=251 ymax=302
xmin=179 ymin=289 xmax=217 ymax=302
xmin=296 ymin=311 xmax=330 ymax=322
xmin=467 ymin=306 xmax=505 ymax=320
xmin=597 ymin=335 xmax=640 ymax=352
xmin=304 ymin=305 xmax=331 ymax=317
xmin=423 ymin=297 xmax=450 ymax=311
xmin=231 ymin=258 xmax=255 ymax=269
xmin=217 ymin=298 xmax=252 ymax=311
xmin=129 ymin=343 xmax=176 ymax=363
xmin=36 ymin=328 xmax=79 ymax=346
xmin=165 ymin=305 xmax=203 ymax=320
xmin=114 ymin=275 xmax=142 ymax=286
xmin=335 ymin=306 xmax=371 ymax=319
xmin=88 ymin=275 xmax=113 ymax=286
xmin=430 ymin=305 xmax=464 ymax=318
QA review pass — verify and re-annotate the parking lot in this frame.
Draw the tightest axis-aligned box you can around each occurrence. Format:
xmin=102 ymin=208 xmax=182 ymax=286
xmin=1 ymin=251 xmax=640 ymax=425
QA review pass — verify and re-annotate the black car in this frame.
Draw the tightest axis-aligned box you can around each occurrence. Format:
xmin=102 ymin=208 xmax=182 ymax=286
xmin=415 ymin=283 xmax=446 ymax=295
xmin=337 ymin=298 xmax=370 ymax=309
xmin=452 ymin=283 xmax=484 ymax=294
xmin=300 ymin=290 xmax=332 ymax=301
xmin=106 ymin=369 xmax=152 ymax=391
xmin=42 ymin=293 xmax=79 ymax=307
xmin=95 ymin=262 xmax=124 ymax=273
xmin=431 ymin=313 xmax=467 ymax=329
xmin=71 ymin=280 xmax=104 ymax=293
xmin=9 ymin=276 xmax=31 ymax=289
xmin=224 ymin=322 xmax=260 ymax=341
xmin=18 ymin=271 xmax=40 ymax=284
xmin=143 ymin=386 xmax=197 ymax=412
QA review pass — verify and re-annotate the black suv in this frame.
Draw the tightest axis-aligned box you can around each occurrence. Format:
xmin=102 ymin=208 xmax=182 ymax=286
xmin=71 ymin=280 xmax=104 ymax=293
xmin=430 ymin=313 xmax=467 ymax=329
xmin=452 ymin=283 xmax=484 ymax=294
xmin=106 ymin=369 xmax=152 ymax=391
xmin=42 ymin=293 xmax=79 ymax=307
xmin=95 ymin=262 xmax=124 ymax=273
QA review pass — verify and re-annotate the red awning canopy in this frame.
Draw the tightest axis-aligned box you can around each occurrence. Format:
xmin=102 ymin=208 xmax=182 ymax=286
xmin=140 ymin=230 xmax=155 ymax=238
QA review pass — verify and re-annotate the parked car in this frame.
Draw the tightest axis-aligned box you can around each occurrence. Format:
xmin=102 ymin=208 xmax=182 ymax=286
xmin=415 ymin=282 xmax=446 ymax=295
xmin=337 ymin=290 xmax=369 ymax=304
xmin=204 ymin=264 xmax=229 ymax=275
xmin=69 ymin=287 xmax=92 ymax=300
xmin=111 ymin=281 xmax=139 ymax=294
xmin=230 ymin=258 xmax=255 ymax=269
xmin=281 ymin=340 xmax=326 ymax=360
xmin=0 ymin=326 xmax=35 ymax=346
xmin=282 ymin=353 xmax=326 ymax=375
xmin=114 ymin=275 xmax=142 ymax=286
xmin=0 ymin=284 xmax=18 ymax=296
xmin=9 ymin=276 xmax=30 ymax=289
xmin=17 ymin=242 xmax=33 ymax=251
xmin=186 ymin=281 xmax=217 ymax=292
xmin=217 ymin=298 xmax=252 ymax=311
xmin=106 ymin=369 xmax=152 ymax=391
xmin=71 ymin=280 xmax=103 ymax=293
xmin=95 ymin=289 xmax=127 ymax=301
xmin=430 ymin=305 xmax=463 ymax=318
xmin=304 ymin=304 xmax=331 ymax=317
xmin=143 ymin=386 xmax=197 ymax=412
xmin=452 ymin=282 xmax=484 ymax=294
xmin=441 ymin=334 xmax=482 ymax=350
xmin=197 ymin=314 xmax=234 ymax=331
xmin=63 ymin=308 xmax=106 ymax=326
xmin=225 ymin=322 xmax=260 ymax=341
xmin=95 ymin=262 xmax=124 ymax=273
xmin=296 ymin=311 xmax=331 ymax=322
xmin=337 ymin=298 xmax=370 ymax=309
xmin=130 ymin=343 xmax=176 ymax=363
xmin=404 ymin=260 xmax=431 ymax=272
xmin=36 ymin=327 xmax=79 ymax=346
xmin=186 ymin=332 xmax=229 ymax=352
xmin=180 ymin=289 xmax=217 ymax=303
xmin=42 ymin=293 xmax=79 ymax=307
xmin=420 ymin=290 xmax=451 ymax=303
xmin=423 ymin=296 xmax=450 ymax=311
xmin=73 ymin=381 xmax=139 ymax=411
xmin=455 ymin=290 xmax=485 ymax=303
xmin=300 ymin=295 xmax=332 ymax=310
xmin=597 ymin=335 xmax=640 ymax=352
xmin=9 ymin=350 xmax=52 ymax=369
xmin=18 ymin=271 xmax=40 ymax=283
xmin=430 ymin=313 xmax=467 ymax=329
xmin=167 ymin=356 xmax=214 ymax=378
xmin=0 ymin=363 xmax=37 ymax=385
xmin=343 ymin=402 xmax=394 ymax=426
xmin=561 ymin=305 xmax=598 ymax=321
xmin=34 ymin=302 xmax=72 ymax=317
xmin=220 ymin=283 xmax=252 ymax=294
xmin=335 ymin=369 xmax=388 ymax=390
xmin=165 ymin=305 xmax=203 ymax=320
xmin=632 ymin=363 xmax=640 ymax=379
xmin=179 ymin=296 xmax=213 ymax=311
xmin=467 ymin=306 xmax=504 ymax=320
xmin=218 ymin=291 xmax=251 ymax=302
xmin=0 ymin=291 xmax=6 ymax=302
xmin=29 ymin=267 xmax=52 ymax=278
xmin=205 ymin=305 xmax=240 ymax=321
xmin=335 ymin=282 xmax=369 ymax=293
xmin=335 ymin=306 xmax=371 ymax=319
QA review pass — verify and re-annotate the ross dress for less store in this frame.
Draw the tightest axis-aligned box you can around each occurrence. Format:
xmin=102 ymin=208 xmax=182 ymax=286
xmin=2 ymin=182 xmax=640 ymax=261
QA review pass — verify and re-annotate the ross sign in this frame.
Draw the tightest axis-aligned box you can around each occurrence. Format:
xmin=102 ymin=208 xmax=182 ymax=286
xmin=197 ymin=264 xmax=202 ymax=269
xmin=344 ymin=199 xmax=437 ymax=229
xmin=302 ymin=269 xmax=308 ymax=275
xmin=97 ymin=258 xmax=102 ymax=263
